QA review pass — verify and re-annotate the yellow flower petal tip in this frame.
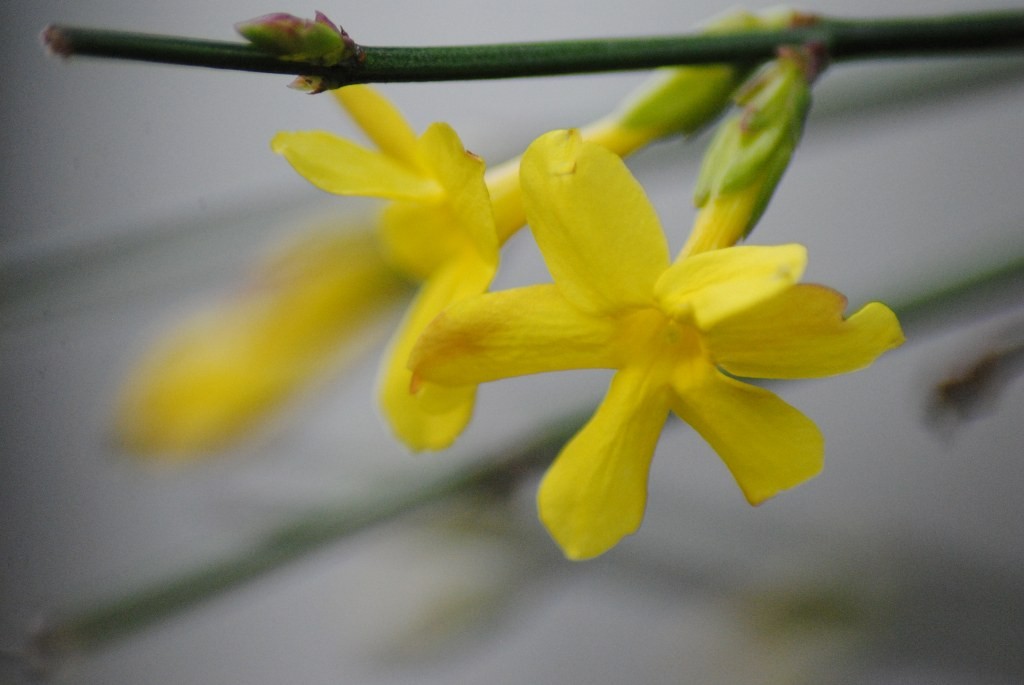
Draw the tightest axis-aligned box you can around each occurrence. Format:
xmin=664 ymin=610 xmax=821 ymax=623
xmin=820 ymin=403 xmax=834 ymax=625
xmin=378 ymin=371 xmax=476 ymax=452
xmin=536 ymin=366 xmax=665 ymax=559
xmin=534 ymin=129 xmax=583 ymax=176
xmin=411 ymin=130 xmax=904 ymax=558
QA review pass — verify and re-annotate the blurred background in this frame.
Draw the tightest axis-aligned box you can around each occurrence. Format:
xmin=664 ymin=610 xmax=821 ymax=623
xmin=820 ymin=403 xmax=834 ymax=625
xmin=2 ymin=1 xmax=1023 ymax=683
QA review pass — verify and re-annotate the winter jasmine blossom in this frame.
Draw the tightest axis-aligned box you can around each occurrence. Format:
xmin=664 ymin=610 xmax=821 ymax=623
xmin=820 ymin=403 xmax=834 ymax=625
xmin=410 ymin=130 xmax=904 ymax=558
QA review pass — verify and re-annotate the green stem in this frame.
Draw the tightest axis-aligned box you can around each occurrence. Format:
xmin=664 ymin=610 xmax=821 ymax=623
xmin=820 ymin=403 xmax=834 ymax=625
xmin=44 ymin=11 xmax=1024 ymax=85
xmin=890 ymin=255 xmax=1024 ymax=334
xmin=26 ymin=409 xmax=590 ymax=672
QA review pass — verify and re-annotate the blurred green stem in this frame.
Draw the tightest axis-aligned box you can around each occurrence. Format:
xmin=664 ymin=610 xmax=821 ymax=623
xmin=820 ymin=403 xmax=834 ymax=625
xmin=890 ymin=256 xmax=1024 ymax=334
xmin=44 ymin=11 xmax=1024 ymax=86
xmin=28 ymin=409 xmax=591 ymax=672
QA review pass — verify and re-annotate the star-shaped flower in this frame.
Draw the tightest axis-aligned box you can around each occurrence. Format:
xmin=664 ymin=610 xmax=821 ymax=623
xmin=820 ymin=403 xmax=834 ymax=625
xmin=410 ymin=130 xmax=904 ymax=559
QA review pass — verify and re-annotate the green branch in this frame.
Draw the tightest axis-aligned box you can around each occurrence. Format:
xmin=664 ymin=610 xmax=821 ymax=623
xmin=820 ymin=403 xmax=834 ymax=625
xmin=25 ymin=409 xmax=589 ymax=673
xmin=44 ymin=11 xmax=1024 ymax=86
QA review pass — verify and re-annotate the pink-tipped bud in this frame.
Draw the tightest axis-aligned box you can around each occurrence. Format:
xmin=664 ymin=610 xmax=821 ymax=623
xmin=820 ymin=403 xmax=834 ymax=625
xmin=235 ymin=11 xmax=356 ymax=66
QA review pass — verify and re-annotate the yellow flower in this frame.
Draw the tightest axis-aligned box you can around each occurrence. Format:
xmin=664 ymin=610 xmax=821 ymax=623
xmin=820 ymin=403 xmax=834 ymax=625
xmin=272 ymin=86 xmax=500 ymax=449
xmin=410 ymin=130 xmax=904 ymax=559
xmin=115 ymin=227 xmax=410 ymax=457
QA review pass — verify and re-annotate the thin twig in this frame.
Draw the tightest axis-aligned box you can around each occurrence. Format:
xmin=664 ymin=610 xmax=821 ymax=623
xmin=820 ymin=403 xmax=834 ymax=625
xmin=43 ymin=12 xmax=1024 ymax=86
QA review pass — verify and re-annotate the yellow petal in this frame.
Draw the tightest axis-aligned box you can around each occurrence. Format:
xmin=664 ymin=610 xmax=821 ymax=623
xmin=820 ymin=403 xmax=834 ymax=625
xmin=378 ymin=201 xmax=465 ymax=281
xmin=655 ymin=244 xmax=806 ymax=329
xmin=538 ymin=366 xmax=672 ymax=560
xmin=115 ymin=229 xmax=410 ymax=458
xmin=333 ymin=85 xmax=421 ymax=169
xmin=378 ymin=255 xmax=496 ymax=450
xmin=378 ymin=123 xmax=498 ymax=281
xmin=709 ymin=284 xmax=905 ymax=378
xmin=271 ymin=131 xmax=441 ymax=200
xmin=417 ymin=123 xmax=499 ymax=262
xmin=411 ymin=284 xmax=618 ymax=386
xmin=485 ymin=117 xmax=657 ymax=247
xmin=520 ymin=129 xmax=669 ymax=314
xmin=672 ymin=370 xmax=823 ymax=505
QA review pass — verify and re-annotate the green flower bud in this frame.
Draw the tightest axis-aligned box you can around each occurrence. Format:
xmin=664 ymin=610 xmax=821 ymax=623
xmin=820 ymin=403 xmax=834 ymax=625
xmin=615 ymin=8 xmax=812 ymax=139
xmin=616 ymin=65 xmax=746 ymax=139
xmin=692 ymin=47 xmax=816 ymax=240
xmin=235 ymin=11 xmax=357 ymax=66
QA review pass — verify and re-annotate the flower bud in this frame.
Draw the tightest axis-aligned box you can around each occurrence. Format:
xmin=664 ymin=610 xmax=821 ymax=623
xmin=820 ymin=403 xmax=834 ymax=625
xmin=682 ymin=47 xmax=817 ymax=256
xmin=614 ymin=8 xmax=812 ymax=140
xmin=235 ymin=11 xmax=357 ymax=66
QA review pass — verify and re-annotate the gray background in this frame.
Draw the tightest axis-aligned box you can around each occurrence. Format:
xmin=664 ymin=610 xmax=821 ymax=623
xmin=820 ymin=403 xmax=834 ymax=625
xmin=3 ymin=1 xmax=1024 ymax=683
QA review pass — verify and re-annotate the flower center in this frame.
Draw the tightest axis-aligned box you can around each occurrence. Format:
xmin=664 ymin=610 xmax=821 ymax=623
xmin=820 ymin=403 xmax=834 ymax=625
xmin=618 ymin=307 xmax=705 ymax=379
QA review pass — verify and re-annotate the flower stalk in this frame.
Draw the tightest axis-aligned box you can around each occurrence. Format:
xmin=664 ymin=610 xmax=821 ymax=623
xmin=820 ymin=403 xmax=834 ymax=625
xmin=44 ymin=11 xmax=1024 ymax=88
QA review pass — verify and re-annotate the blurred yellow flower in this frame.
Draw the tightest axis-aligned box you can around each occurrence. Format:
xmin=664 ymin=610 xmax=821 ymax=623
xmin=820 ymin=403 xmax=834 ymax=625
xmin=411 ymin=130 xmax=905 ymax=559
xmin=115 ymin=228 xmax=410 ymax=457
